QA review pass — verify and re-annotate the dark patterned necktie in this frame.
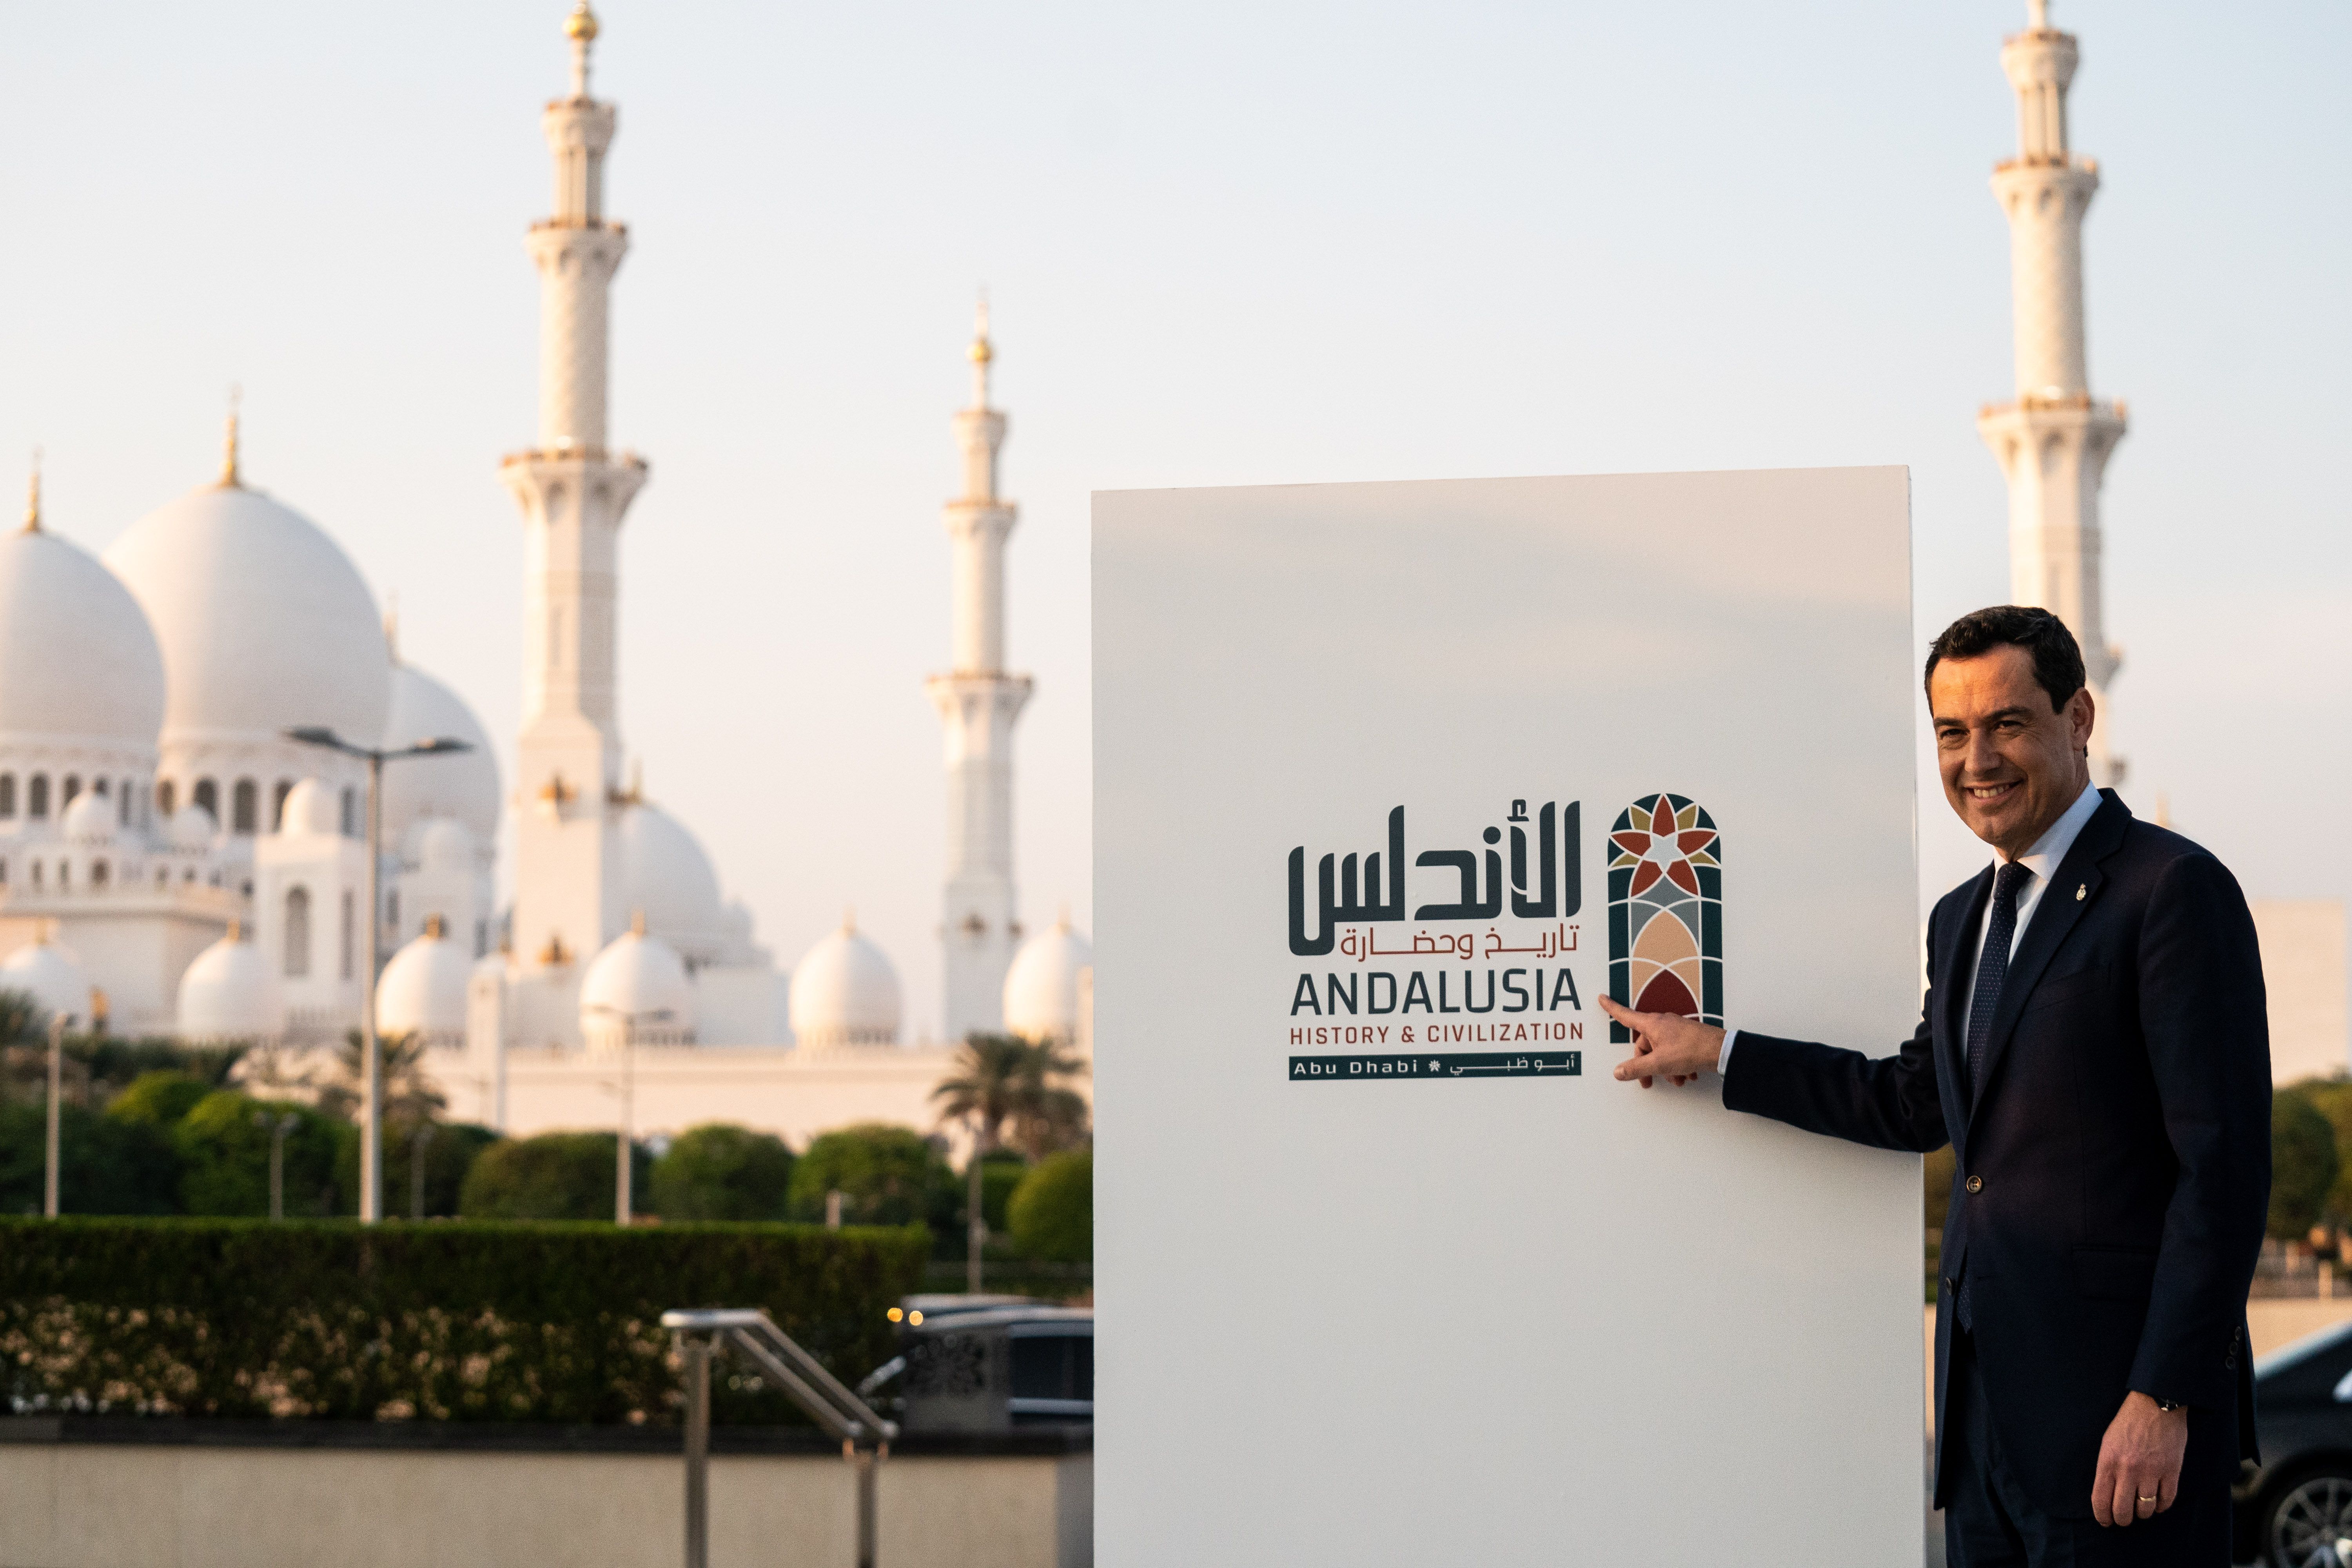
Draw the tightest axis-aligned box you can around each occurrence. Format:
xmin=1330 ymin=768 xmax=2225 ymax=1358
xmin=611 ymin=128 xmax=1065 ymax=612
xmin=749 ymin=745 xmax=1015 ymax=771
xmin=1965 ymin=860 xmax=2034 ymax=1100
xmin=1956 ymin=859 xmax=2031 ymax=1333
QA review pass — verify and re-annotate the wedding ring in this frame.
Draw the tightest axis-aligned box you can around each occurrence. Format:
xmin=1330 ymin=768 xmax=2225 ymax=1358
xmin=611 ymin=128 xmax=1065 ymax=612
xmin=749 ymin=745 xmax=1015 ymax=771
xmin=2137 ymin=1494 xmax=2157 ymax=1504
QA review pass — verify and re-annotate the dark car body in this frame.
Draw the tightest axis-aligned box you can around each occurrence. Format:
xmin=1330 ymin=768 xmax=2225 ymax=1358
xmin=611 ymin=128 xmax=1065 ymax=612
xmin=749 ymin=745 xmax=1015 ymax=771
xmin=859 ymin=1296 xmax=1093 ymax=1434
xmin=2235 ymin=1319 xmax=2352 ymax=1565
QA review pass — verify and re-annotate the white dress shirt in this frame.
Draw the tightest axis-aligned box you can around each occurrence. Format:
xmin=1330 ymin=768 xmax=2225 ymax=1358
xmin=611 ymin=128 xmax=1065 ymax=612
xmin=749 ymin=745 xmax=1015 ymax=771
xmin=1714 ymin=780 xmax=2103 ymax=1077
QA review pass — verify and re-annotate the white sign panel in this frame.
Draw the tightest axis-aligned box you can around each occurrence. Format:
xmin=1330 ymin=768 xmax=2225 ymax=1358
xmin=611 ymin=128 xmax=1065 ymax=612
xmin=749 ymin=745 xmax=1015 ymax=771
xmin=1094 ymin=469 xmax=1922 ymax=1567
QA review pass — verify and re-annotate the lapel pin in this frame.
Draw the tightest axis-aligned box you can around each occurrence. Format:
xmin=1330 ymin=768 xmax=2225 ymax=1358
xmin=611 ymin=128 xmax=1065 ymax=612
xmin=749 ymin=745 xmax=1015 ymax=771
xmin=2075 ymin=884 xmax=2087 ymax=901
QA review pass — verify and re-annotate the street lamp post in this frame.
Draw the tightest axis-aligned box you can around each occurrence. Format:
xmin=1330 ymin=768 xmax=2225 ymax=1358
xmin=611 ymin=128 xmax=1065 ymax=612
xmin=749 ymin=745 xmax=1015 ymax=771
xmin=253 ymin=1109 xmax=301 ymax=1221
xmin=285 ymin=726 xmax=472 ymax=1225
xmin=44 ymin=1008 xmax=73 ymax=1219
xmin=587 ymin=1003 xmax=671 ymax=1225
xmin=410 ymin=1121 xmax=437 ymax=1221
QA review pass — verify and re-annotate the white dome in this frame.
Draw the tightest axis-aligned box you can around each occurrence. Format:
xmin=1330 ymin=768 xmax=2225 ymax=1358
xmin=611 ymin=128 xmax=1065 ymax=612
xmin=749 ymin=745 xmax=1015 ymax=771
xmin=616 ymin=801 xmax=728 ymax=960
xmin=103 ymin=481 xmax=390 ymax=747
xmin=380 ymin=662 xmax=500 ymax=849
xmin=580 ymin=926 xmax=697 ymax=1037
xmin=0 ymin=936 xmax=94 ymax=1026
xmin=1004 ymin=914 xmax=1094 ymax=1043
xmin=58 ymin=789 xmax=117 ymax=846
xmin=376 ymin=919 xmax=472 ymax=1043
xmin=278 ymin=777 xmax=339 ymax=838
xmin=168 ymin=802 xmax=220 ymax=850
xmin=0 ymin=526 xmax=165 ymax=745
xmin=177 ymin=926 xmax=282 ymax=1041
xmin=789 ymin=918 xmax=902 ymax=1048
xmin=404 ymin=814 xmax=474 ymax=871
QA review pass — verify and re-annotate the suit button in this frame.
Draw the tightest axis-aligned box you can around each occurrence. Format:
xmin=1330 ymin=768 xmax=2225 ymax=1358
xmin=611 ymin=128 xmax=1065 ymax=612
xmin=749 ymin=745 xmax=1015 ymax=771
xmin=1966 ymin=1176 xmax=1983 ymax=1194
xmin=1943 ymin=1276 xmax=1956 ymax=1292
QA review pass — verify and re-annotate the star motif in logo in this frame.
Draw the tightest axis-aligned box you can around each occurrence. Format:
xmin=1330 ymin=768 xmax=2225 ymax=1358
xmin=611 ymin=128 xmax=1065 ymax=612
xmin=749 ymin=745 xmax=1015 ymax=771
xmin=1608 ymin=793 xmax=1720 ymax=898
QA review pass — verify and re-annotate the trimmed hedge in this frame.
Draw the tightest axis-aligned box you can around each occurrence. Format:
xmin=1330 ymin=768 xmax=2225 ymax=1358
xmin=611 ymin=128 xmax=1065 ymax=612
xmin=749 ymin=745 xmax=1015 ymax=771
xmin=0 ymin=1216 xmax=927 ymax=1425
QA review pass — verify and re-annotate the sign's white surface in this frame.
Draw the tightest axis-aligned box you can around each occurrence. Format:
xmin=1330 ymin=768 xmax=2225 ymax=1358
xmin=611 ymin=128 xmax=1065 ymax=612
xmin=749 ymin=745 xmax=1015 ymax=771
xmin=1093 ymin=468 xmax=1922 ymax=1566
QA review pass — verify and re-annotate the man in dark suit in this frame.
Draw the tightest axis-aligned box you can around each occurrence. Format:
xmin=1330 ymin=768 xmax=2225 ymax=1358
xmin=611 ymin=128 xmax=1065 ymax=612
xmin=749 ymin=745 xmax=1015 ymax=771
xmin=1599 ymin=605 xmax=2270 ymax=1567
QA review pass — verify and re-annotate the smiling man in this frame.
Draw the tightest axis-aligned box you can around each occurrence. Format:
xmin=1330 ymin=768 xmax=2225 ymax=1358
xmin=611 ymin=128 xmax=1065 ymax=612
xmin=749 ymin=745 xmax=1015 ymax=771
xmin=1599 ymin=605 xmax=2270 ymax=1568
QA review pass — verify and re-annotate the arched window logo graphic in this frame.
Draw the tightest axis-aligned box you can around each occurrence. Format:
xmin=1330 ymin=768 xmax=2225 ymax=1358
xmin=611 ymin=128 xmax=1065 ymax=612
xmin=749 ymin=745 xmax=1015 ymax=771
xmin=1607 ymin=793 xmax=1722 ymax=1042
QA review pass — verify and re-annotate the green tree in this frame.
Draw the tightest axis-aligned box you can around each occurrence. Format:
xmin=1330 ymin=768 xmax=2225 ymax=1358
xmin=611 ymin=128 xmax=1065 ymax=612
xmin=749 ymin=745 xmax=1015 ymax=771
xmin=108 ymin=1070 xmax=215 ymax=1129
xmin=2271 ymin=1088 xmax=2340 ymax=1240
xmin=1008 ymin=1147 xmax=1092 ymax=1263
xmin=172 ymin=1090 xmax=342 ymax=1217
xmin=975 ymin=1149 xmax=1027 ymax=1232
xmin=787 ymin=1123 xmax=955 ymax=1228
xmin=0 ymin=1101 xmax=181 ymax=1215
xmin=2290 ymin=1076 xmax=2352 ymax=1225
xmin=650 ymin=1123 xmax=796 ymax=1221
xmin=459 ymin=1131 xmax=649 ymax=1221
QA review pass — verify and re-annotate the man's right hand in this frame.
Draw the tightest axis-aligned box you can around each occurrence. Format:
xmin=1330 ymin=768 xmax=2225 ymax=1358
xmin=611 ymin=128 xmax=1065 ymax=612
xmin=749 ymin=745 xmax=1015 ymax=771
xmin=1598 ymin=996 xmax=1724 ymax=1088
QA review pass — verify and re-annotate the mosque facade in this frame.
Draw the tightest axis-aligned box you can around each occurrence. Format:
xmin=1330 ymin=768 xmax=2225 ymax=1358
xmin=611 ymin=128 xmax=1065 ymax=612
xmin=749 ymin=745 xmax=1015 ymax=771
xmin=0 ymin=3 xmax=1093 ymax=1153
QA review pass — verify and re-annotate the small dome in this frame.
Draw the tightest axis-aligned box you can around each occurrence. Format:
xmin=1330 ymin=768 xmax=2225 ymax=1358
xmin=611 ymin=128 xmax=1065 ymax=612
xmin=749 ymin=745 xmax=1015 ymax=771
xmin=403 ymin=814 xmax=474 ymax=871
xmin=376 ymin=918 xmax=471 ymax=1044
xmin=1004 ymin=913 xmax=1094 ymax=1043
xmin=0 ymin=526 xmax=166 ymax=746
xmin=58 ymin=789 xmax=117 ymax=846
xmin=103 ymin=481 xmax=391 ymax=750
xmin=278 ymin=777 xmax=339 ymax=838
xmin=168 ymin=802 xmax=220 ymax=850
xmin=789 ymin=918 xmax=902 ymax=1048
xmin=0 ymin=936 xmax=94 ymax=1026
xmin=579 ymin=924 xmax=697 ymax=1043
xmin=616 ymin=800 xmax=728 ymax=960
xmin=380 ymin=663 xmax=500 ymax=849
xmin=177 ymin=926 xmax=282 ymax=1040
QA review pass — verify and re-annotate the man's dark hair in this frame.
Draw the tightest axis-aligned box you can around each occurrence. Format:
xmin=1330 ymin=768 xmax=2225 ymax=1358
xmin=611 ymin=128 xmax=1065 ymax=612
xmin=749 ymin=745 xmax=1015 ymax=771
xmin=1923 ymin=605 xmax=2086 ymax=713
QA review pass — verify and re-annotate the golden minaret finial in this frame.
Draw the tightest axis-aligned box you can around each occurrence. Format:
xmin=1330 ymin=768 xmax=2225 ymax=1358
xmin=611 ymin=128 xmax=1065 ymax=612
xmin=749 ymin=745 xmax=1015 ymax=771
xmin=565 ymin=2 xmax=599 ymax=96
xmin=218 ymin=386 xmax=243 ymax=488
xmin=968 ymin=293 xmax=994 ymax=407
xmin=23 ymin=447 xmax=41 ymax=533
xmin=383 ymin=592 xmax=400 ymax=662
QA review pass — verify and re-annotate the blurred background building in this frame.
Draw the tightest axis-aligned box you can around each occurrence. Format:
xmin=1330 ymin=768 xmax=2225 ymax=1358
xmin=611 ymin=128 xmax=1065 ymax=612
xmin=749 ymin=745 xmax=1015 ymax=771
xmin=0 ymin=4 xmax=1094 ymax=1149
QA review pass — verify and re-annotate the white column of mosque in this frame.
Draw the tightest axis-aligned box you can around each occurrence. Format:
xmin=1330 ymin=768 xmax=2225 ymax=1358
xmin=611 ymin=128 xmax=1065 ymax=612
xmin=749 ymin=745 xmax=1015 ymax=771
xmin=501 ymin=0 xmax=646 ymax=995
xmin=1976 ymin=0 xmax=2129 ymax=785
xmin=926 ymin=304 xmax=1033 ymax=1042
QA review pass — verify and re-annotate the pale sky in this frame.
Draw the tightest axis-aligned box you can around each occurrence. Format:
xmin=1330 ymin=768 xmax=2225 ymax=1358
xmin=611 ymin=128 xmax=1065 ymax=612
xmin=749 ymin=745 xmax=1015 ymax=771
xmin=2 ymin=2 xmax=2343 ymax=1041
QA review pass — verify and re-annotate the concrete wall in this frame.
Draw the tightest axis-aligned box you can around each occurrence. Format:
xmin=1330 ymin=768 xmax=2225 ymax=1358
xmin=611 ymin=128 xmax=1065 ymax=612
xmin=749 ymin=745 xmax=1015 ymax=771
xmin=0 ymin=1437 xmax=1090 ymax=1568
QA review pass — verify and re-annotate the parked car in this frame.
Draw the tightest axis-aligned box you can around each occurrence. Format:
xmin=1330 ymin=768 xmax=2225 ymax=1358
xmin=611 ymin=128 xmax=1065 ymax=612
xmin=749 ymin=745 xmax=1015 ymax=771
xmin=858 ymin=1295 xmax=1093 ymax=1434
xmin=2236 ymin=1319 xmax=2352 ymax=1564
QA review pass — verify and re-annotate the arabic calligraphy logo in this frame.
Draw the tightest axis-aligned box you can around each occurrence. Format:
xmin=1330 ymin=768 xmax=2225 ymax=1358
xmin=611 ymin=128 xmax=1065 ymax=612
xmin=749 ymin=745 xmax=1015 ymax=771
xmin=1287 ymin=802 xmax=1582 ymax=956
xmin=1606 ymin=793 xmax=1722 ymax=1042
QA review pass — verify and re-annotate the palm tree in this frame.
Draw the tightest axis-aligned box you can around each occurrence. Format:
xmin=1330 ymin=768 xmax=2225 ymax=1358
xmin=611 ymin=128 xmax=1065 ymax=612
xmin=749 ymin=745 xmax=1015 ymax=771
xmin=317 ymin=1029 xmax=446 ymax=1125
xmin=933 ymin=1034 xmax=1090 ymax=1289
xmin=1006 ymin=1038 xmax=1090 ymax=1161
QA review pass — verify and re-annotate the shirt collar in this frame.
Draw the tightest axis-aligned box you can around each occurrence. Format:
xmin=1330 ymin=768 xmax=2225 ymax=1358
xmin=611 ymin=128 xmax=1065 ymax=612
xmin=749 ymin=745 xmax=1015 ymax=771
xmin=2000 ymin=780 xmax=2104 ymax=886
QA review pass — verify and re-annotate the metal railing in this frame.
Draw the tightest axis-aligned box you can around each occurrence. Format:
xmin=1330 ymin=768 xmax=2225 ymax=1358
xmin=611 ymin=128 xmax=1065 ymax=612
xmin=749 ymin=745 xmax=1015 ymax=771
xmin=661 ymin=1308 xmax=901 ymax=1568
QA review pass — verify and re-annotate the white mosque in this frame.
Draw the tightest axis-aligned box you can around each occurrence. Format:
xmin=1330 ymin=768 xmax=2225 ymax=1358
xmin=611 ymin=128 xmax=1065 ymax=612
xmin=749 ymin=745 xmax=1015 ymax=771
xmin=2 ymin=0 xmax=2337 ymax=1116
xmin=0 ymin=3 xmax=1093 ymax=1151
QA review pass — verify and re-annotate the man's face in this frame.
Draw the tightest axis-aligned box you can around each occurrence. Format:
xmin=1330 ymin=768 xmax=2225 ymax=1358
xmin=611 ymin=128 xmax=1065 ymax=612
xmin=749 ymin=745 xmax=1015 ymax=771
xmin=1929 ymin=645 xmax=2095 ymax=858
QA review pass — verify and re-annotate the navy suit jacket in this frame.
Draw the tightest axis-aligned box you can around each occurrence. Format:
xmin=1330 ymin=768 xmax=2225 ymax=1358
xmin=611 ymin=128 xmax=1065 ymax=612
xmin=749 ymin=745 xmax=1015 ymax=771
xmin=1724 ymin=791 xmax=2270 ymax=1516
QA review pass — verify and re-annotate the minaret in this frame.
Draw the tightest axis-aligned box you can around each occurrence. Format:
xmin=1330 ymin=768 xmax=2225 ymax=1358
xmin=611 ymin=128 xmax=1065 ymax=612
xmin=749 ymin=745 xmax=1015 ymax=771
xmin=1976 ymin=0 xmax=2128 ymax=785
xmin=926 ymin=303 xmax=1033 ymax=1042
xmin=500 ymin=0 xmax=647 ymax=981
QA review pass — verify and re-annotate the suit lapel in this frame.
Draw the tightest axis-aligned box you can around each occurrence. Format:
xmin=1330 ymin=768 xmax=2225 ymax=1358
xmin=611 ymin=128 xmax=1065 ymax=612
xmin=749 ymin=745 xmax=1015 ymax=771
xmin=1937 ymin=868 xmax=1992 ymax=1144
xmin=1970 ymin=793 xmax=2132 ymax=1111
